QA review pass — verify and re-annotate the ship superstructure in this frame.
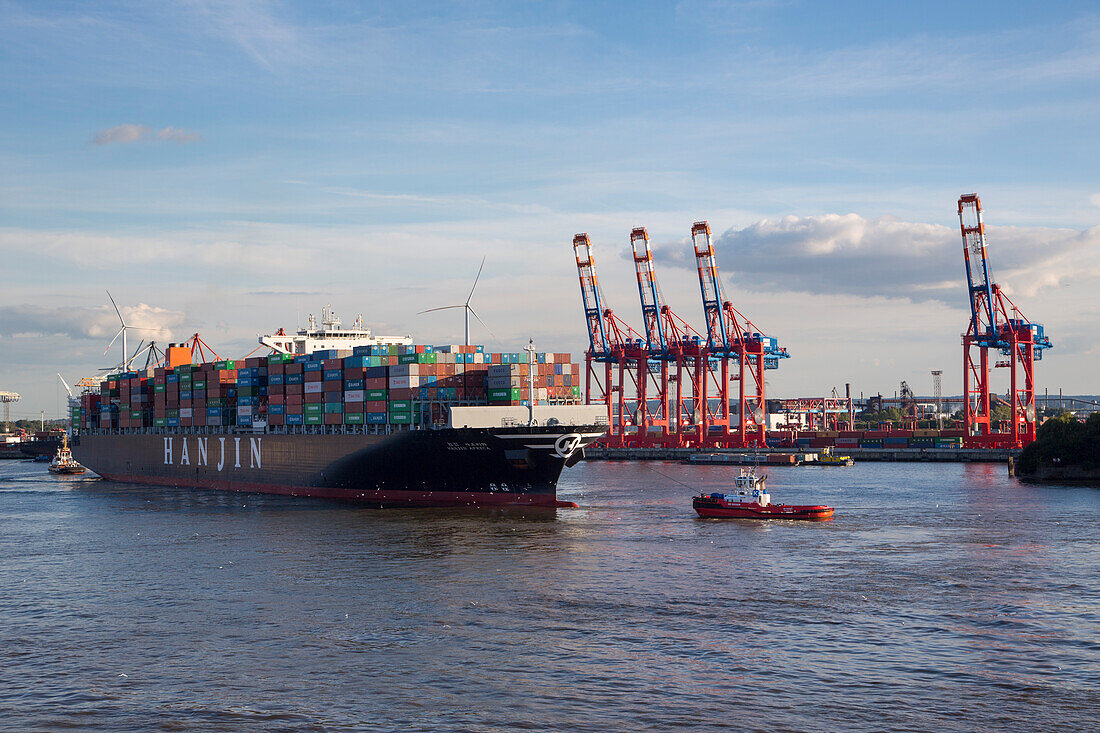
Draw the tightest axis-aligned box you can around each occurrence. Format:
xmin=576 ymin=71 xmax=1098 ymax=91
xmin=259 ymin=306 xmax=412 ymax=356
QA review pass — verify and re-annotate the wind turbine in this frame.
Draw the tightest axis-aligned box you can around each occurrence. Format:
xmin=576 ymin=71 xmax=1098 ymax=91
xmin=417 ymin=257 xmax=495 ymax=346
xmin=103 ymin=291 xmax=160 ymax=371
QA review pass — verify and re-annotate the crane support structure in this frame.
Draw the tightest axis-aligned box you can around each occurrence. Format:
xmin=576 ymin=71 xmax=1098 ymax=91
xmin=629 ymin=227 xmax=714 ymax=444
xmin=573 ymin=233 xmax=646 ymax=441
xmin=958 ymin=194 xmax=1052 ymax=448
xmin=692 ymin=220 xmax=788 ymax=447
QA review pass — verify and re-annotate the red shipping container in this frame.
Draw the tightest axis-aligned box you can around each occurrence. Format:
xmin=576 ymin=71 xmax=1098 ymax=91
xmin=268 ymin=414 xmax=284 ymax=426
xmin=305 ymin=392 xmax=322 ymax=404
xmin=193 ymin=414 xmax=206 ymax=427
xmin=345 ymin=399 xmax=364 ymax=410
xmin=390 ymin=388 xmax=415 ymax=400
xmin=269 ymin=362 xmax=285 ymax=375
xmin=305 ymin=371 xmax=323 ymax=382
xmin=364 ymin=377 xmax=386 ymax=390
xmin=285 ymin=393 xmax=303 ymax=406
xmin=344 ymin=367 xmax=366 ymax=379
xmin=324 ymin=413 xmax=342 ymax=425
xmin=323 ymin=358 xmax=342 ymax=369
xmin=284 ymin=383 xmax=303 ymax=395
xmin=285 ymin=363 xmax=303 ymax=375
xmin=365 ymin=400 xmax=386 ymax=412
xmin=268 ymin=394 xmax=284 ymax=405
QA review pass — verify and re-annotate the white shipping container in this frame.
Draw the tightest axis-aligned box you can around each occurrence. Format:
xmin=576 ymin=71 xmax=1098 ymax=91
xmin=344 ymin=389 xmax=365 ymax=402
xmin=180 ymin=408 xmax=193 ymax=418
xmin=304 ymin=382 xmax=323 ymax=394
xmin=388 ymin=376 xmax=420 ymax=389
xmin=389 ymin=363 xmax=420 ymax=377
xmin=237 ymin=405 xmax=253 ymax=416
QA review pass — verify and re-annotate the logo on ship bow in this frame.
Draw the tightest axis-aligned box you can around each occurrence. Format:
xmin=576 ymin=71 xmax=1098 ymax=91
xmin=553 ymin=433 xmax=583 ymax=459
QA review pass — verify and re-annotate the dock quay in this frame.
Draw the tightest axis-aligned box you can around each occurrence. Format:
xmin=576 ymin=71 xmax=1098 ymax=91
xmin=585 ymin=447 xmax=1020 ymax=463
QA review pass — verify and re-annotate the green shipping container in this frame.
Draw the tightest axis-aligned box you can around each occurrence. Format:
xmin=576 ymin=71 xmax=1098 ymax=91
xmin=192 ymin=380 xmax=206 ymax=390
xmin=344 ymin=412 xmax=364 ymax=424
xmin=155 ymin=384 xmax=166 ymax=393
xmin=304 ymin=404 xmax=323 ymax=415
xmin=130 ymin=410 xmax=142 ymax=419
xmin=154 ymin=417 xmax=167 ymax=427
xmin=214 ymin=360 xmax=236 ymax=370
xmin=489 ymin=388 xmax=520 ymax=401
xmin=389 ymin=400 xmax=412 ymax=412
xmin=365 ymin=389 xmax=386 ymax=401
xmin=305 ymin=415 xmax=322 ymax=425
xmin=324 ymin=403 xmax=343 ymax=414
xmin=398 ymin=353 xmax=418 ymax=365
xmin=389 ymin=412 xmax=413 ymax=424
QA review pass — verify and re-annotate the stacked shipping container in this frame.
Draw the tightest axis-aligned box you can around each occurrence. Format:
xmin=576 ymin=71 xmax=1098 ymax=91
xmin=80 ymin=343 xmax=583 ymax=431
xmin=780 ymin=428 xmax=966 ymax=451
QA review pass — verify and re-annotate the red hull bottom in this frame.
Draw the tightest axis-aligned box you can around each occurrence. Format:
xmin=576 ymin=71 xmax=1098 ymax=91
xmin=95 ymin=472 xmax=578 ymax=509
xmin=693 ymin=499 xmax=833 ymax=521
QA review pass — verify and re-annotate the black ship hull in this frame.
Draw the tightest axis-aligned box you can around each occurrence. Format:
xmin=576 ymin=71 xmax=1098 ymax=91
xmin=71 ymin=425 xmax=605 ymax=508
xmin=19 ymin=437 xmax=62 ymax=458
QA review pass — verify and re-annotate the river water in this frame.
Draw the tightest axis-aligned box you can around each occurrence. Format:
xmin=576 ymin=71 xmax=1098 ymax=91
xmin=0 ymin=458 xmax=1096 ymax=731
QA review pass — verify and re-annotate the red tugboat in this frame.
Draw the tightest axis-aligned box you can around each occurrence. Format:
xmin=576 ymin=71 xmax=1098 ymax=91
xmin=693 ymin=468 xmax=833 ymax=520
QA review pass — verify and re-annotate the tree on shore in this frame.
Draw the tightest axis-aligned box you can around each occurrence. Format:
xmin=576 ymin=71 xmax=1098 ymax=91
xmin=1017 ymin=412 xmax=1100 ymax=474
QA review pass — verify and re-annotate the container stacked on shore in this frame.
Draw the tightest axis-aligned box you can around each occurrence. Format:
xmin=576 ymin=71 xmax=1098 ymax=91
xmin=80 ymin=344 xmax=583 ymax=430
xmin=780 ymin=428 xmax=965 ymax=451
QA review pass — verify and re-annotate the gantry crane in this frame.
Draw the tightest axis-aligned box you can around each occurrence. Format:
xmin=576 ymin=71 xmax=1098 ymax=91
xmin=958 ymin=194 xmax=1052 ymax=447
xmin=574 ymin=233 xmax=645 ymax=441
xmin=630 ymin=227 xmax=709 ymax=445
xmin=692 ymin=220 xmax=789 ymax=446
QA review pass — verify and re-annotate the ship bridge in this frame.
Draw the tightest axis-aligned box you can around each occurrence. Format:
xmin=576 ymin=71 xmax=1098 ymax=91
xmin=260 ymin=305 xmax=412 ymax=356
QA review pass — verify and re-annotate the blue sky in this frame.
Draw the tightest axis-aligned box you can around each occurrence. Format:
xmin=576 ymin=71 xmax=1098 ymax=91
xmin=1 ymin=1 xmax=1098 ymax=417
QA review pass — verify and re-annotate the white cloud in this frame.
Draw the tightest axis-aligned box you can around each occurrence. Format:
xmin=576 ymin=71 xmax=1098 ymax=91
xmin=183 ymin=0 xmax=305 ymax=71
xmin=658 ymin=214 xmax=1100 ymax=304
xmin=0 ymin=303 xmax=184 ymax=342
xmin=1090 ymin=193 xmax=1100 ymax=207
xmin=91 ymin=124 xmax=151 ymax=145
xmin=90 ymin=124 xmax=201 ymax=145
xmin=157 ymin=126 xmax=203 ymax=143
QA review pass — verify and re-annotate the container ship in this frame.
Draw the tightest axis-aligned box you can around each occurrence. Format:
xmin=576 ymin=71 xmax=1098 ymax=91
xmin=71 ymin=308 xmax=606 ymax=508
